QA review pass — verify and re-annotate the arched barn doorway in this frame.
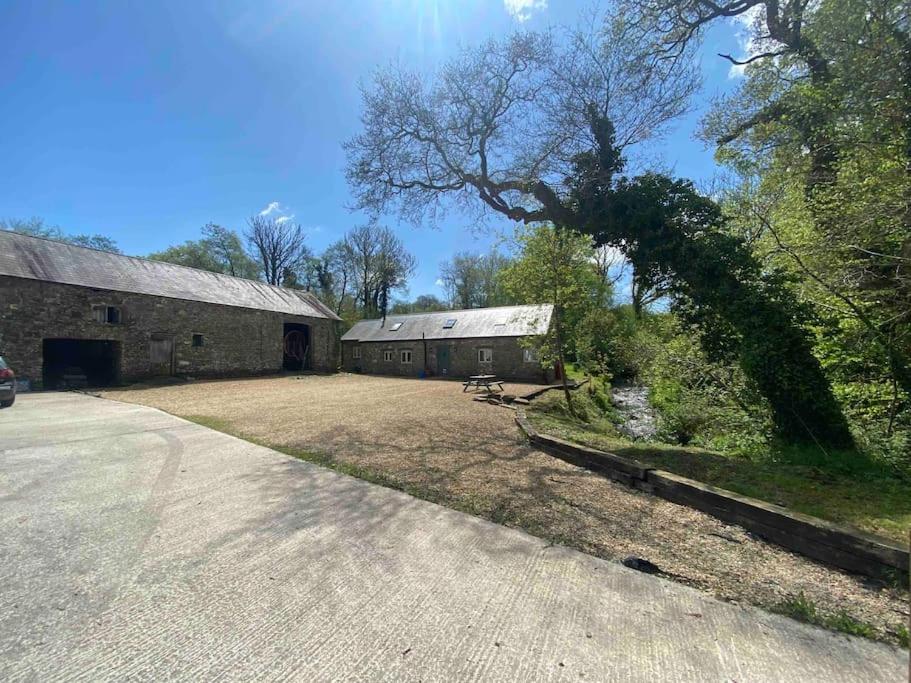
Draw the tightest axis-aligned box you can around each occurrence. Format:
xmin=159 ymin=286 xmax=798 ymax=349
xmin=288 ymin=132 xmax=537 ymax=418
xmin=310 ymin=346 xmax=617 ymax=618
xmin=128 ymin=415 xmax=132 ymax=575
xmin=282 ymin=323 xmax=310 ymax=371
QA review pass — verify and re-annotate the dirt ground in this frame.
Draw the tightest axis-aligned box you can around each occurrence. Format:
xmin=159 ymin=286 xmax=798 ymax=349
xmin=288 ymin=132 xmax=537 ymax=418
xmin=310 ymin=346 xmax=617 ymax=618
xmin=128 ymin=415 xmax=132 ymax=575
xmin=102 ymin=373 xmax=909 ymax=643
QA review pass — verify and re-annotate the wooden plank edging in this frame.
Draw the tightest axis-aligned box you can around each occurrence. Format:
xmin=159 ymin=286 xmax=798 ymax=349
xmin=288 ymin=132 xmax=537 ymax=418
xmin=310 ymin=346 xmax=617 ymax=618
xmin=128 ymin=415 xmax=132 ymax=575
xmin=514 ymin=410 xmax=909 ymax=579
xmin=519 ymin=378 xmax=589 ymax=401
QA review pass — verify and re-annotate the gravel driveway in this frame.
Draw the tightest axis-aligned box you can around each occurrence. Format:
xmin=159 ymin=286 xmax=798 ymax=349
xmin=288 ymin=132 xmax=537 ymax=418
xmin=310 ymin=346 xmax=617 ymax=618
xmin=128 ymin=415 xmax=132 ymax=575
xmin=103 ymin=374 xmax=909 ymax=643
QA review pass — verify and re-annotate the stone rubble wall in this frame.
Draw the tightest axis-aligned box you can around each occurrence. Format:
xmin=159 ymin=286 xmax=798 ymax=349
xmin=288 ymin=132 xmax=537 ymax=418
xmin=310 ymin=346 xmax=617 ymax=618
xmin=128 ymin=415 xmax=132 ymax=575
xmin=0 ymin=275 xmax=337 ymax=387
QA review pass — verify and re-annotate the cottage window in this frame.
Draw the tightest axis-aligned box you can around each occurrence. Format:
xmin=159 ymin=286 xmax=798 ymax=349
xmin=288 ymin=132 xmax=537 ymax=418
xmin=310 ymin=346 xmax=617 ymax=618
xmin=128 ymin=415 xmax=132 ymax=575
xmin=400 ymin=349 xmax=412 ymax=364
xmin=352 ymin=345 xmax=361 ymax=359
xmin=192 ymin=334 xmax=204 ymax=348
xmin=383 ymin=349 xmax=394 ymax=362
xmin=523 ymin=348 xmax=540 ymax=363
xmin=478 ymin=348 xmax=493 ymax=363
xmin=93 ymin=305 xmax=122 ymax=324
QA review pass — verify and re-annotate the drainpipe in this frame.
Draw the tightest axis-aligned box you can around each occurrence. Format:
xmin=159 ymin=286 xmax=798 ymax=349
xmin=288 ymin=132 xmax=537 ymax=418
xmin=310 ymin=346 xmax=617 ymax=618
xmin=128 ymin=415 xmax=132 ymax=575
xmin=422 ymin=332 xmax=428 ymax=376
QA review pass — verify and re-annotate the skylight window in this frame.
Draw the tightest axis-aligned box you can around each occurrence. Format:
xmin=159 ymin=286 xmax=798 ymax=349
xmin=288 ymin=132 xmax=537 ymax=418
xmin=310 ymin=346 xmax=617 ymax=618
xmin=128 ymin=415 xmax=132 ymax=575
xmin=443 ymin=318 xmax=457 ymax=329
xmin=389 ymin=322 xmax=403 ymax=331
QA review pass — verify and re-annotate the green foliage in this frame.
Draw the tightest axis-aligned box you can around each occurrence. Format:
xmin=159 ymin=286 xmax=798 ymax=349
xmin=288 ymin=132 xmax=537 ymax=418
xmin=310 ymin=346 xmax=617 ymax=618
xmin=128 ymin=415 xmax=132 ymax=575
xmin=2 ymin=216 xmax=121 ymax=253
xmin=500 ymin=223 xmax=600 ymax=367
xmin=148 ymin=240 xmax=225 ymax=273
xmin=574 ymin=305 xmax=658 ymax=381
xmin=439 ymin=250 xmax=514 ymax=309
xmin=646 ymin=323 xmax=771 ymax=453
xmin=532 ymin=387 xmax=620 ymax=428
xmin=699 ymin=0 xmax=911 ymax=457
xmin=148 ymin=223 xmax=260 ymax=279
xmin=569 ymin=136 xmax=853 ymax=446
xmin=389 ymin=294 xmax=448 ymax=314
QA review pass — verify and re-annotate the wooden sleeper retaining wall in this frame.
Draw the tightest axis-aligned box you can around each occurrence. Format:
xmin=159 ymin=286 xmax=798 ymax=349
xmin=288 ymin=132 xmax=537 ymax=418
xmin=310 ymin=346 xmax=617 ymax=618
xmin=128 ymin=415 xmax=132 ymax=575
xmin=514 ymin=410 xmax=909 ymax=580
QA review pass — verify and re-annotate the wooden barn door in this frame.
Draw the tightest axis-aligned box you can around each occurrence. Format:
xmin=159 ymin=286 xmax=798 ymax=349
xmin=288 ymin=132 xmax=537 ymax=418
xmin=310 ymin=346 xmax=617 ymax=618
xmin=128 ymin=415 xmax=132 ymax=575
xmin=149 ymin=335 xmax=175 ymax=376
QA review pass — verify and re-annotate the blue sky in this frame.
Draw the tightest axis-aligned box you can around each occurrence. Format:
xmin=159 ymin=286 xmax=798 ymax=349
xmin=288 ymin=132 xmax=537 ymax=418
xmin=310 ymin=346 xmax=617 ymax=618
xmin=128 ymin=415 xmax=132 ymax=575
xmin=0 ymin=0 xmax=745 ymax=300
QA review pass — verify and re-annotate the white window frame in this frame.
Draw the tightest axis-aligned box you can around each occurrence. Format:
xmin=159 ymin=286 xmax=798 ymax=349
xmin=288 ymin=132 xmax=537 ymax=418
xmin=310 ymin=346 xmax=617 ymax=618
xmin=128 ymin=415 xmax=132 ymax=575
xmin=352 ymin=345 xmax=361 ymax=359
xmin=523 ymin=348 xmax=540 ymax=363
xmin=400 ymin=349 xmax=412 ymax=364
xmin=383 ymin=349 xmax=394 ymax=362
xmin=478 ymin=348 xmax=493 ymax=363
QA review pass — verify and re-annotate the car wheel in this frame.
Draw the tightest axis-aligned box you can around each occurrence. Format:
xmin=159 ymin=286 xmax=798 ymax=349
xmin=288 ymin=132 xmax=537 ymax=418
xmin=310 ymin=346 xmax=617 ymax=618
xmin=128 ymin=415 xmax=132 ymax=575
xmin=0 ymin=396 xmax=14 ymax=408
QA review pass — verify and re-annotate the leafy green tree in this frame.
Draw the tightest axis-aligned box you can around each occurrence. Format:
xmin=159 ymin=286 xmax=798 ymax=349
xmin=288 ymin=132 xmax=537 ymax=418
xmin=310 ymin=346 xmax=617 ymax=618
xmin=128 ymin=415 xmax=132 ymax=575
xmin=201 ymin=223 xmax=260 ymax=279
xmin=389 ymin=295 xmax=448 ymax=314
xmin=501 ymin=224 xmax=599 ymax=416
xmin=439 ymin=251 xmax=513 ymax=309
xmin=575 ymin=305 xmax=649 ymax=381
xmin=626 ymin=0 xmax=910 ymax=450
xmin=647 ymin=322 xmax=772 ymax=452
xmin=148 ymin=238 xmax=224 ymax=273
xmin=2 ymin=217 xmax=121 ymax=253
xmin=148 ymin=223 xmax=259 ymax=279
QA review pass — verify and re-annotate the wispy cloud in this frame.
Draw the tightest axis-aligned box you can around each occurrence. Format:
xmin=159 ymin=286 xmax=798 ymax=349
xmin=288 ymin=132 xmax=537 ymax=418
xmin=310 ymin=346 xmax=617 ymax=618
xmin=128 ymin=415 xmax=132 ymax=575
xmin=434 ymin=278 xmax=444 ymax=287
xmin=259 ymin=201 xmax=283 ymax=216
xmin=259 ymin=201 xmax=299 ymax=225
xmin=503 ymin=0 xmax=546 ymax=22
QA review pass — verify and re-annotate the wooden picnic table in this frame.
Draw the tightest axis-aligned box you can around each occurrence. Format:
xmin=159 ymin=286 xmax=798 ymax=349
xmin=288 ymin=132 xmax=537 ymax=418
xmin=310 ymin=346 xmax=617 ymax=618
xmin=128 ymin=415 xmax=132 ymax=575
xmin=463 ymin=374 xmax=504 ymax=393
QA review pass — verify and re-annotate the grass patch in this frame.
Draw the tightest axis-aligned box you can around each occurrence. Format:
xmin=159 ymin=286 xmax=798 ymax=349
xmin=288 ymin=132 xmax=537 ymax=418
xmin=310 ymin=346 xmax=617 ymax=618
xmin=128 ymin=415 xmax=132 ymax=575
xmin=772 ymin=592 xmax=877 ymax=639
xmin=527 ymin=394 xmax=911 ymax=544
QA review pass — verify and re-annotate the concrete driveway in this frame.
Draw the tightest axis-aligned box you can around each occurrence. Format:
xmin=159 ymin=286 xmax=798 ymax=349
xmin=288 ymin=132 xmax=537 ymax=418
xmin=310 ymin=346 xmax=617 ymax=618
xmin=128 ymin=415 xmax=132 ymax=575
xmin=0 ymin=393 xmax=905 ymax=681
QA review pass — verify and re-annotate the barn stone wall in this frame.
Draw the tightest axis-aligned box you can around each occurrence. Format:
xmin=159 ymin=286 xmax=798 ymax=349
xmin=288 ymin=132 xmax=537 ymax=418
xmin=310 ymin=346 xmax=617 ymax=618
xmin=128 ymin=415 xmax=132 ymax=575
xmin=341 ymin=336 xmax=553 ymax=383
xmin=0 ymin=275 xmax=337 ymax=388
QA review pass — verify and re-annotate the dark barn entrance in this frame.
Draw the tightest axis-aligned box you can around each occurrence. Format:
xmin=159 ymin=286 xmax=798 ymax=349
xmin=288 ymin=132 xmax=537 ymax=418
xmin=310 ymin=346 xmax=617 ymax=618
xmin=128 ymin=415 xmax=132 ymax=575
xmin=282 ymin=323 xmax=310 ymax=371
xmin=42 ymin=339 xmax=121 ymax=389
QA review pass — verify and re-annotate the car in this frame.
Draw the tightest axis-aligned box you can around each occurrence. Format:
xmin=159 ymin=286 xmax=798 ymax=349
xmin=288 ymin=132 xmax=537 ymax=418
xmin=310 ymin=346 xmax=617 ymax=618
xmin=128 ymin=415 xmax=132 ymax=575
xmin=0 ymin=356 xmax=16 ymax=408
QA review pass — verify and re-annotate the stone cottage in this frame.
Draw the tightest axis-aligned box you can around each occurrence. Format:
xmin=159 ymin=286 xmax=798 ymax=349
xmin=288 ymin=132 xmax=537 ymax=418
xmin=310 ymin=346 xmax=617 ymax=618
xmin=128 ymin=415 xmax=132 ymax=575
xmin=0 ymin=230 xmax=340 ymax=389
xmin=340 ymin=304 xmax=554 ymax=382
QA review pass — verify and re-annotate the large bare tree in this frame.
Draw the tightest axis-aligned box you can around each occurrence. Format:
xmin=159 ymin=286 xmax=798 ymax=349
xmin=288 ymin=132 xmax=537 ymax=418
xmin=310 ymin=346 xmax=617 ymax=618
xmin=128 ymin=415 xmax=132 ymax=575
xmin=344 ymin=11 xmax=856 ymax=447
xmin=345 ymin=12 xmax=698 ymax=230
xmin=245 ymin=216 xmax=310 ymax=286
xmin=344 ymin=224 xmax=416 ymax=318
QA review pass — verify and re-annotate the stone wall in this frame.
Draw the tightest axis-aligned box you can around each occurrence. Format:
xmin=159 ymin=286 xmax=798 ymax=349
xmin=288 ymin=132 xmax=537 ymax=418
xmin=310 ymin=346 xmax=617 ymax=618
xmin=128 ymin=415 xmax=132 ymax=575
xmin=0 ymin=276 xmax=337 ymax=387
xmin=341 ymin=336 xmax=553 ymax=383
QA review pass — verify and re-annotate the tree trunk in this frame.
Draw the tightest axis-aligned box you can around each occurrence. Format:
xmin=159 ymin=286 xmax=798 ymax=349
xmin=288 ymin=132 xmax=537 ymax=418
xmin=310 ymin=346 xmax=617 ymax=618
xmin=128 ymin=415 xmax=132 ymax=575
xmin=553 ymin=306 xmax=576 ymax=418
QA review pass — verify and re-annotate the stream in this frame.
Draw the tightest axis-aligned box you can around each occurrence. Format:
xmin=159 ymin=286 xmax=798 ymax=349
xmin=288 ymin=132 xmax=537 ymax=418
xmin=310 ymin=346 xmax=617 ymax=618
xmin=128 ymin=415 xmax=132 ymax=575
xmin=611 ymin=385 xmax=659 ymax=440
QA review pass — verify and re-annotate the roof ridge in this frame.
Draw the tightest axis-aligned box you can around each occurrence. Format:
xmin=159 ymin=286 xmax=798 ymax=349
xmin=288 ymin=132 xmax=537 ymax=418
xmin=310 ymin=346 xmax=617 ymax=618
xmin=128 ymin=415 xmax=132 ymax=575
xmin=0 ymin=228 xmax=334 ymax=304
xmin=366 ymin=303 xmax=551 ymax=320
xmin=0 ymin=229 xmax=341 ymax=320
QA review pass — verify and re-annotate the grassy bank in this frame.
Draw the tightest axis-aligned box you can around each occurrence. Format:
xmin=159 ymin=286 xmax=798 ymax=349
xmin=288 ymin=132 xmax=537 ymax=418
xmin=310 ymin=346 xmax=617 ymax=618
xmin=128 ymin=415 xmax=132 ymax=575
xmin=528 ymin=391 xmax=911 ymax=546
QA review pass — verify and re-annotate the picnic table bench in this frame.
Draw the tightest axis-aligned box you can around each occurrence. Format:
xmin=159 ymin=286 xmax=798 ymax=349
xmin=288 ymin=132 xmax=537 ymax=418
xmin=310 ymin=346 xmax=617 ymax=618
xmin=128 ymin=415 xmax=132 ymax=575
xmin=463 ymin=374 xmax=504 ymax=393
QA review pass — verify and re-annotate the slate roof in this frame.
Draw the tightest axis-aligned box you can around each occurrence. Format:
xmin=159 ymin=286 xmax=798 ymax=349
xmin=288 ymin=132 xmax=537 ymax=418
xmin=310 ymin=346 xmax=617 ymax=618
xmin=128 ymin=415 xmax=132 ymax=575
xmin=341 ymin=304 xmax=553 ymax=343
xmin=0 ymin=230 xmax=340 ymax=320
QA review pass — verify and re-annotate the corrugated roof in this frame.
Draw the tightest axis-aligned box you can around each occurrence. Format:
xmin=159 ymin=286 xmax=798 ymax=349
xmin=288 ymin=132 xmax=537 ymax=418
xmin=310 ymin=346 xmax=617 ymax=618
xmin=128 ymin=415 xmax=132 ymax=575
xmin=341 ymin=304 xmax=553 ymax=342
xmin=0 ymin=230 xmax=340 ymax=320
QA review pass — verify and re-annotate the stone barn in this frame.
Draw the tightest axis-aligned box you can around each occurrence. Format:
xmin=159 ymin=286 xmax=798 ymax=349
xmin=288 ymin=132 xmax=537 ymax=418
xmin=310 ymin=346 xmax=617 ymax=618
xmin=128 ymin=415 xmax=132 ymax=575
xmin=340 ymin=304 xmax=554 ymax=383
xmin=0 ymin=230 xmax=340 ymax=389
